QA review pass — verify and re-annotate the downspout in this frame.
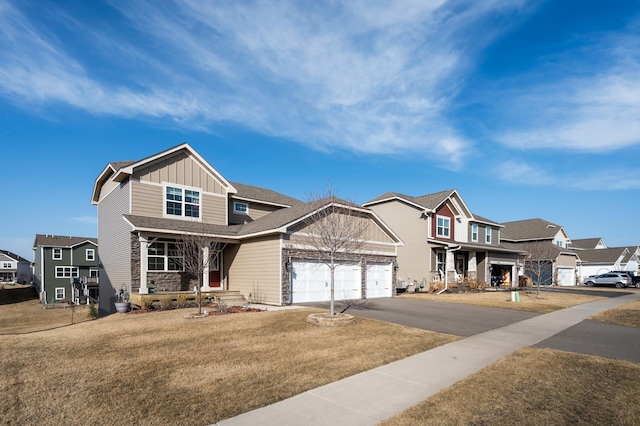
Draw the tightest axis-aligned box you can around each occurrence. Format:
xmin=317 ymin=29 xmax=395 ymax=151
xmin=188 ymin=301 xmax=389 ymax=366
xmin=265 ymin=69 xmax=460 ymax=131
xmin=437 ymin=245 xmax=461 ymax=295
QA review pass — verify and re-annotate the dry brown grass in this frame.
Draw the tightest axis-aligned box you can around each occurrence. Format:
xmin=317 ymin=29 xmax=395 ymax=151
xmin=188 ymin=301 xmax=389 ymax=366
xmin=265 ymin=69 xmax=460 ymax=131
xmin=0 ymin=303 xmax=459 ymax=425
xmin=0 ymin=299 xmax=93 ymax=334
xmin=400 ymin=289 xmax=605 ymax=313
xmin=382 ymin=347 xmax=640 ymax=426
xmin=591 ymin=300 xmax=640 ymax=328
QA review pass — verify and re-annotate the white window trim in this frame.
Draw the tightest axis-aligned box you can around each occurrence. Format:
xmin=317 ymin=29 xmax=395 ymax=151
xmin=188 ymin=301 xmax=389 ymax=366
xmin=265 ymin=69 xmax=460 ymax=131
xmin=86 ymin=249 xmax=95 ymax=261
xmin=233 ymin=201 xmax=249 ymax=215
xmin=148 ymin=241 xmax=183 ymax=272
xmin=485 ymin=227 xmax=492 ymax=244
xmin=471 ymin=224 xmax=478 ymax=242
xmin=52 ymin=248 xmax=62 ymax=260
xmin=55 ymin=287 xmax=65 ymax=300
xmin=163 ymin=183 xmax=202 ymax=221
xmin=2 ymin=262 xmax=12 ymax=269
xmin=436 ymin=215 xmax=451 ymax=238
xmin=55 ymin=266 xmax=79 ymax=278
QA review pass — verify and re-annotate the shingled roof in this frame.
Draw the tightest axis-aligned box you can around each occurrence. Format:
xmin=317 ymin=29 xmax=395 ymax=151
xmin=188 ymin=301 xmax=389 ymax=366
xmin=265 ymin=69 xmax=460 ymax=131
xmin=577 ymin=247 xmax=627 ymax=264
xmin=34 ymin=234 xmax=98 ymax=248
xmin=569 ymin=238 xmax=604 ymax=250
xmin=230 ymin=181 xmax=302 ymax=207
xmin=501 ymin=218 xmax=564 ymax=241
xmin=0 ymin=250 xmax=29 ymax=263
xmin=363 ymin=189 xmax=455 ymax=211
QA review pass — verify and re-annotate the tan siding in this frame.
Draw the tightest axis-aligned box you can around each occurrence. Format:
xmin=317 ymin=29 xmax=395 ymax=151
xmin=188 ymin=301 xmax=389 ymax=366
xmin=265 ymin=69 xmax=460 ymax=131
xmin=226 ymin=236 xmax=282 ymax=304
xmin=369 ymin=201 xmax=430 ymax=283
xmin=131 ymin=181 xmax=163 ymax=218
xmin=97 ymin=181 xmax=132 ymax=314
xmin=229 ymin=201 xmax=281 ymax=224
xmin=556 ymin=253 xmax=577 ymax=268
xmin=202 ymin=194 xmax=227 ymax=225
xmin=98 ymin=178 xmax=120 ymax=203
xmin=133 ymin=151 xmax=227 ymax=195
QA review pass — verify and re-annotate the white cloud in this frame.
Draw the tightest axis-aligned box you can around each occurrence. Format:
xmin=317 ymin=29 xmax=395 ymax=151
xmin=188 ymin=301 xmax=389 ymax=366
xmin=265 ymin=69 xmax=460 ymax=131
xmin=0 ymin=0 xmax=533 ymax=169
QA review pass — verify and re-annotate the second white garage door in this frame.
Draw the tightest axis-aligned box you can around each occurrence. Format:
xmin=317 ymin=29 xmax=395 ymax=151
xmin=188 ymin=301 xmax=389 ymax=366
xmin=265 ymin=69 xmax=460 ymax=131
xmin=366 ymin=263 xmax=393 ymax=298
xmin=557 ymin=267 xmax=575 ymax=286
xmin=291 ymin=261 xmax=361 ymax=303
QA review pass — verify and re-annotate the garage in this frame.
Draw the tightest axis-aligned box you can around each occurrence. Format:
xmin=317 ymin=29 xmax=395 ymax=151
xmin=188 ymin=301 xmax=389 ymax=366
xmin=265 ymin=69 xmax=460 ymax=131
xmin=556 ymin=267 xmax=575 ymax=286
xmin=366 ymin=263 xmax=393 ymax=298
xmin=290 ymin=261 xmax=361 ymax=303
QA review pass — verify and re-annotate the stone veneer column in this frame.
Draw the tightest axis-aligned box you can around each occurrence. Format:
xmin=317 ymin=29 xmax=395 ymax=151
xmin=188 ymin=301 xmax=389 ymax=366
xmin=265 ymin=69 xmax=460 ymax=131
xmin=139 ymin=234 xmax=149 ymax=294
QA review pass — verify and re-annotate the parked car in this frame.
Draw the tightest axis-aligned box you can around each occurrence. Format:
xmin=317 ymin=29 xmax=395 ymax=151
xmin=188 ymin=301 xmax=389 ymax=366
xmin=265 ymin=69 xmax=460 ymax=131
xmin=610 ymin=271 xmax=640 ymax=288
xmin=583 ymin=272 xmax=630 ymax=288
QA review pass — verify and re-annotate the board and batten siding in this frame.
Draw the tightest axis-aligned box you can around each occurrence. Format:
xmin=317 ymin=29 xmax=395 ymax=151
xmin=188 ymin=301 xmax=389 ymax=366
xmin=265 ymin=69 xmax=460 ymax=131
xmin=97 ymin=181 xmax=132 ymax=315
xmin=130 ymin=181 xmax=227 ymax=225
xmin=369 ymin=201 xmax=429 ymax=284
xmin=226 ymin=236 xmax=282 ymax=305
xmin=133 ymin=151 xmax=228 ymax=195
xmin=229 ymin=201 xmax=281 ymax=224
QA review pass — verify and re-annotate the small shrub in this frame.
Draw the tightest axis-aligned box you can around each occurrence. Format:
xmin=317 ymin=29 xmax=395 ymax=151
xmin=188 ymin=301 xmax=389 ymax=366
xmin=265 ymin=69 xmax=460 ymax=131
xmin=139 ymin=298 xmax=153 ymax=311
xmin=430 ymin=281 xmax=445 ymax=293
xmin=216 ymin=301 xmax=228 ymax=313
xmin=87 ymin=302 xmax=98 ymax=320
xmin=176 ymin=294 xmax=188 ymax=308
xmin=159 ymin=296 xmax=174 ymax=311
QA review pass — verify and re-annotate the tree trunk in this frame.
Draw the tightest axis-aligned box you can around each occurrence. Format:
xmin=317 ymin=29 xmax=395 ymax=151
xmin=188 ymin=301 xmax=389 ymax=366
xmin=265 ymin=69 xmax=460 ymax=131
xmin=330 ymin=253 xmax=335 ymax=316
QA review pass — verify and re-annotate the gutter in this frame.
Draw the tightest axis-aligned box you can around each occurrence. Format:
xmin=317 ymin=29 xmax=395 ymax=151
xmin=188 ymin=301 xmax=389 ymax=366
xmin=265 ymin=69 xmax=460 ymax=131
xmin=437 ymin=244 xmax=462 ymax=295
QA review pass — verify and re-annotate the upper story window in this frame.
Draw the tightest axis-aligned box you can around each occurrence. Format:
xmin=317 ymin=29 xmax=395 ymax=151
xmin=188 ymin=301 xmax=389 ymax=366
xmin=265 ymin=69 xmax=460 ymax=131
xmin=471 ymin=224 xmax=478 ymax=242
xmin=86 ymin=249 xmax=95 ymax=261
xmin=55 ymin=266 xmax=79 ymax=278
xmin=166 ymin=186 xmax=200 ymax=219
xmin=556 ymin=241 xmax=565 ymax=248
xmin=2 ymin=262 xmax=12 ymax=269
xmin=52 ymin=248 xmax=62 ymax=260
xmin=485 ymin=227 xmax=492 ymax=244
xmin=436 ymin=216 xmax=450 ymax=238
xmin=234 ymin=202 xmax=249 ymax=215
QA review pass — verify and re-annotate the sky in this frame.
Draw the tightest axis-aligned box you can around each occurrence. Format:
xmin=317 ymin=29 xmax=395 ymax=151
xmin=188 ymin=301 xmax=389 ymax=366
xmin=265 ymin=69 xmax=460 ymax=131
xmin=1 ymin=0 xmax=639 ymax=260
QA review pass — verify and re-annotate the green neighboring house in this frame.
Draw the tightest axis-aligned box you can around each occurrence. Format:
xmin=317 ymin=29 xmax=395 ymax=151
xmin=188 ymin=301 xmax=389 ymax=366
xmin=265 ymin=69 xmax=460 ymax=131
xmin=33 ymin=234 xmax=99 ymax=304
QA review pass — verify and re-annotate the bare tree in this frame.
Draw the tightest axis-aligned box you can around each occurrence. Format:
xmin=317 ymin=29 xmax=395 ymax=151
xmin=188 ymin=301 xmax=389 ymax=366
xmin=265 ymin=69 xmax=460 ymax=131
xmin=519 ymin=241 xmax=558 ymax=298
xmin=301 ymin=185 xmax=370 ymax=316
xmin=174 ymin=229 xmax=226 ymax=315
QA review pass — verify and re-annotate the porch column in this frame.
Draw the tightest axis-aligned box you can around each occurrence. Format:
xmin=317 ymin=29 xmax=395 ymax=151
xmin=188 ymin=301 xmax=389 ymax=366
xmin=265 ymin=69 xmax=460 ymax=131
xmin=139 ymin=234 xmax=149 ymax=294
xmin=468 ymin=251 xmax=477 ymax=281
xmin=201 ymin=246 xmax=212 ymax=291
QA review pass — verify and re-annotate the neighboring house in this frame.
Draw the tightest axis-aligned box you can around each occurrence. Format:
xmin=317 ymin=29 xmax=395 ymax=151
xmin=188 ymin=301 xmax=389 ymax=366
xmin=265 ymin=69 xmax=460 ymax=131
xmin=576 ymin=247 xmax=632 ymax=280
xmin=363 ymin=190 xmax=522 ymax=289
xmin=0 ymin=250 xmax=31 ymax=283
xmin=32 ymin=235 xmax=99 ymax=304
xmin=500 ymin=218 xmax=579 ymax=286
xmin=92 ymin=143 xmax=401 ymax=314
xmin=569 ymin=238 xmax=607 ymax=250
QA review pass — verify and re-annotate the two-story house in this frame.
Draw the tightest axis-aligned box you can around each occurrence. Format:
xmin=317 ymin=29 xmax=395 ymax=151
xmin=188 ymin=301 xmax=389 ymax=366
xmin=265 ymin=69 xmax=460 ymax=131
xmin=363 ymin=190 xmax=522 ymax=289
xmin=32 ymin=235 xmax=99 ymax=304
xmin=92 ymin=143 xmax=401 ymax=314
xmin=0 ymin=250 xmax=31 ymax=283
xmin=500 ymin=218 xmax=580 ymax=286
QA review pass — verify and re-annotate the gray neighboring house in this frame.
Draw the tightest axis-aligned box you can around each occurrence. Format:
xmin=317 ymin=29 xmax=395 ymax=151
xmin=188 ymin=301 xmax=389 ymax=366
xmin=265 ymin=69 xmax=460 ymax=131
xmin=91 ymin=143 xmax=401 ymax=315
xmin=0 ymin=250 xmax=30 ymax=283
xmin=500 ymin=218 xmax=580 ymax=286
xmin=363 ymin=189 xmax=522 ymax=289
xmin=33 ymin=235 xmax=99 ymax=304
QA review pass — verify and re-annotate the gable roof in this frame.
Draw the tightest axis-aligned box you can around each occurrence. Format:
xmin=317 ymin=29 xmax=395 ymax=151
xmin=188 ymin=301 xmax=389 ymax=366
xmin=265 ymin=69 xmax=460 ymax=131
xmin=577 ymin=247 xmax=628 ymax=264
xmin=92 ymin=143 xmax=236 ymax=204
xmin=33 ymin=234 xmax=98 ymax=248
xmin=501 ymin=240 xmax=578 ymax=260
xmin=501 ymin=218 xmax=566 ymax=242
xmin=230 ymin=182 xmax=302 ymax=208
xmin=569 ymin=238 xmax=605 ymax=250
xmin=0 ymin=250 xmax=29 ymax=263
xmin=363 ymin=189 xmax=454 ymax=211
xmin=471 ymin=213 xmax=503 ymax=228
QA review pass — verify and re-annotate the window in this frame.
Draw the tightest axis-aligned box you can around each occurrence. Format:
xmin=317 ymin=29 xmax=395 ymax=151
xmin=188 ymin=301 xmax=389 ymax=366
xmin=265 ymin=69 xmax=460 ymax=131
xmin=52 ymin=248 xmax=62 ymax=260
xmin=2 ymin=262 xmax=11 ymax=269
xmin=86 ymin=249 xmax=95 ymax=261
xmin=485 ymin=227 xmax=492 ymax=244
xmin=165 ymin=186 xmax=200 ymax=219
xmin=148 ymin=241 xmax=182 ymax=272
xmin=55 ymin=266 xmax=79 ymax=278
xmin=234 ymin=202 xmax=249 ymax=215
xmin=556 ymin=241 xmax=565 ymax=248
xmin=436 ymin=216 xmax=450 ymax=238
xmin=436 ymin=252 xmax=446 ymax=274
xmin=55 ymin=287 xmax=65 ymax=300
xmin=471 ymin=224 xmax=478 ymax=242
xmin=90 ymin=268 xmax=99 ymax=278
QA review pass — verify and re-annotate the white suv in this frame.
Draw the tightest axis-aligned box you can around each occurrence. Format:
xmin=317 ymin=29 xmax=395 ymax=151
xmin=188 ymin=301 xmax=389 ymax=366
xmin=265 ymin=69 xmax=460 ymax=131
xmin=584 ymin=272 xmax=630 ymax=288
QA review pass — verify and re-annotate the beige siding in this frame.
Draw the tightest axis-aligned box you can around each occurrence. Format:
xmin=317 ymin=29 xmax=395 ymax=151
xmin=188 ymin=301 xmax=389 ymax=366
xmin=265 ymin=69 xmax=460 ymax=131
xmin=98 ymin=177 xmax=120 ymax=203
xmin=556 ymin=253 xmax=577 ymax=268
xmin=97 ymin=181 xmax=132 ymax=314
xmin=369 ymin=201 xmax=430 ymax=283
xmin=226 ymin=236 xmax=282 ymax=305
xmin=286 ymin=233 xmax=396 ymax=256
xmin=133 ymin=150 xmax=228 ymax=195
xmin=229 ymin=201 xmax=281 ymax=224
xmin=130 ymin=181 xmax=227 ymax=225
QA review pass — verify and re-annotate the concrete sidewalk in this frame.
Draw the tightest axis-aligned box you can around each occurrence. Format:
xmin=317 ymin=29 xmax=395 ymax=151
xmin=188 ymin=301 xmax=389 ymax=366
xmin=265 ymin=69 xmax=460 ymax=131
xmin=216 ymin=293 xmax=640 ymax=426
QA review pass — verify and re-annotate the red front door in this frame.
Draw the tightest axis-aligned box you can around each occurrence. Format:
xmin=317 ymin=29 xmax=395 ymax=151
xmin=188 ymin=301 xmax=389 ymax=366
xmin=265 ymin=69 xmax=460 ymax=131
xmin=209 ymin=270 xmax=221 ymax=288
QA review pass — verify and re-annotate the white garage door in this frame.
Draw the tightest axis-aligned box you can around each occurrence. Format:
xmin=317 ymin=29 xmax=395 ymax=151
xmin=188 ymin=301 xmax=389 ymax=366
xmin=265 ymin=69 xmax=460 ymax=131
xmin=366 ymin=263 xmax=393 ymax=298
xmin=291 ymin=261 xmax=361 ymax=303
xmin=557 ymin=267 xmax=575 ymax=286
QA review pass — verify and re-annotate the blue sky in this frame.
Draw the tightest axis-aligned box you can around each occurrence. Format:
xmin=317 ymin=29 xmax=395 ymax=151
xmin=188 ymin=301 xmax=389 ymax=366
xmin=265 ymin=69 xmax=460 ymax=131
xmin=1 ymin=0 xmax=639 ymax=260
